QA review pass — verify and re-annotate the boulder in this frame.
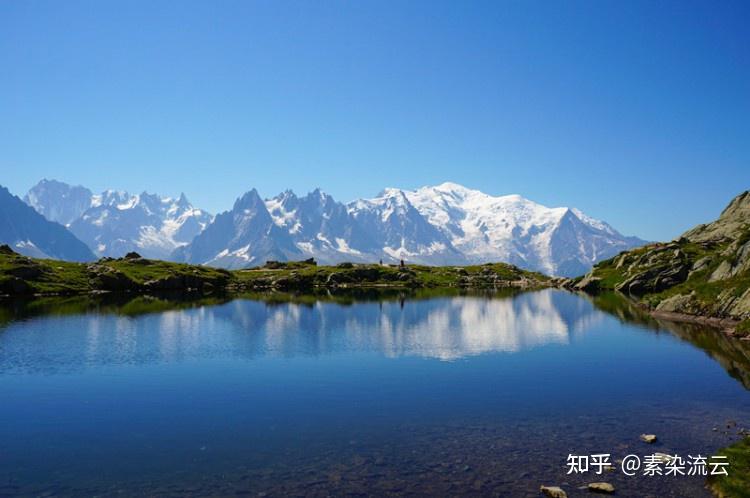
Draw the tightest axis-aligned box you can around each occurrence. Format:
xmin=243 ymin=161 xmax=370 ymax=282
xmin=709 ymin=260 xmax=733 ymax=282
xmin=574 ymin=275 xmax=602 ymax=293
xmin=655 ymin=293 xmax=694 ymax=314
xmin=688 ymin=255 xmax=712 ymax=278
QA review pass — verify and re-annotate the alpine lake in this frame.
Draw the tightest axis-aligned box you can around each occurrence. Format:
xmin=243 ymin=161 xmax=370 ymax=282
xmin=1 ymin=289 xmax=749 ymax=497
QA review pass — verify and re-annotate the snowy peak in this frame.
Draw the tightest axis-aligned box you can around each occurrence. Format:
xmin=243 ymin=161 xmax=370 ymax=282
xmin=173 ymin=182 xmax=645 ymax=274
xmin=24 ymin=180 xmax=212 ymax=260
xmin=24 ymin=179 xmax=94 ymax=227
xmin=344 ymin=188 xmax=463 ymax=264
xmin=21 ymin=179 xmax=646 ymax=275
xmin=2 ymin=184 xmax=94 ymax=261
xmin=265 ymin=188 xmax=373 ymax=262
xmin=394 ymin=183 xmax=644 ymax=275
xmin=175 ymin=188 xmax=302 ymax=269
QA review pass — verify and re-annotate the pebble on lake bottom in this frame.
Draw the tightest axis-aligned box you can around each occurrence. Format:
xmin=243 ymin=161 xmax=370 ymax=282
xmin=588 ymin=482 xmax=616 ymax=494
xmin=640 ymin=433 xmax=657 ymax=443
xmin=540 ymin=484 xmax=568 ymax=498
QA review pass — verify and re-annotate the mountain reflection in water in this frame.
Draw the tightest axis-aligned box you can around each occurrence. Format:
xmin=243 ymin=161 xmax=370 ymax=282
xmin=0 ymin=290 xmax=610 ymax=373
xmin=2 ymin=289 xmax=750 ymax=497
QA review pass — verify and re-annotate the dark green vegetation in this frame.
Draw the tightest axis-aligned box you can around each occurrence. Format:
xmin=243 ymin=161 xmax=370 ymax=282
xmin=572 ymin=191 xmax=750 ymax=334
xmin=233 ymin=259 xmax=551 ymax=291
xmin=709 ymin=437 xmax=750 ymax=498
xmin=0 ymin=246 xmax=232 ymax=296
xmin=0 ymin=245 xmax=551 ymax=298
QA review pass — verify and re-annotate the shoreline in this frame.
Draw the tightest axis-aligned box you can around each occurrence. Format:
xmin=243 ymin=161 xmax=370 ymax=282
xmin=0 ymin=250 xmax=554 ymax=299
xmin=650 ymin=309 xmax=742 ymax=336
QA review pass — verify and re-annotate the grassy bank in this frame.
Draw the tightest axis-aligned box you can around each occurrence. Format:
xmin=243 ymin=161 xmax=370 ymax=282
xmin=0 ymin=246 xmax=552 ymax=297
xmin=709 ymin=437 xmax=750 ymax=498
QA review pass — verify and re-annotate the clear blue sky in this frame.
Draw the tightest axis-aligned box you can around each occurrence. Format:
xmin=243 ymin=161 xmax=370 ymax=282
xmin=1 ymin=0 xmax=748 ymax=241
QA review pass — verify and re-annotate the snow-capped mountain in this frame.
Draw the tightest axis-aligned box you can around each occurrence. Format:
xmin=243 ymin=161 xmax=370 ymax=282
xmin=21 ymin=179 xmax=645 ymax=275
xmin=24 ymin=180 xmax=212 ymax=260
xmin=173 ymin=189 xmax=301 ymax=269
xmin=24 ymin=179 xmax=94 ymax=227
xmin=266 ymin=189 xmax=376 ymax=263
xmin=402 ymin=182 xmax=645 ymax=276
xmin=174 ymin=182 xmax=645 ymax=276
xmin=0 ymin=185 xmax=94 ymax=261
xmin=346 ymin=188 xmax=464 ymax=264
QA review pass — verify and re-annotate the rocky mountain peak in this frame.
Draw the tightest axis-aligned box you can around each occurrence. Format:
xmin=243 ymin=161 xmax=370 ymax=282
xmin=20 ymin=179 xmax=647 ymax=276
xmin=24 ymin=180 xmax=212 ymax=260
xmin=0 ymin=184 xmax=94 ymax=261
xmin=235 ymin=188 xmax=262 ymax=205
xmin=683 ymin=190 xmax=750 ymax=243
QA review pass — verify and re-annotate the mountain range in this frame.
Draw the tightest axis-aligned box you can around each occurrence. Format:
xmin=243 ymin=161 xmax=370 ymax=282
xmin=24 ymin=179 xmax=212 ymax=260
xmin=11 ymin=179 xmax=647 ymax=276
xmin=177 ymin=182 xmax=646 ymax=276
xmin=0 ymin=185 xmax=94 ymax=261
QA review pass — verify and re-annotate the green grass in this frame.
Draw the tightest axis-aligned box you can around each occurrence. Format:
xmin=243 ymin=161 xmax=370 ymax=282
xmin=233 ymin=261 xmax=550 ymax=291
xmin=709 ymin=437 xmax=750 ymax=498
xmin=736 ymin=319 xmax=750 ymax=338
xmin=583 ymin=234 xmax=750 ymax=320
xmin=0 ymin=251 xmax=231 ymax=296
xmin=0 ymin=250 xmax=552 ymax=297
xmin=105 ymin=258 xmax=231 ymax=285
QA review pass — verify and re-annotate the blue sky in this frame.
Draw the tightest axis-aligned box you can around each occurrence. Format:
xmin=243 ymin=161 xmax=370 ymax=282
xmin=1 ymin=0 xmax=748 ymax=241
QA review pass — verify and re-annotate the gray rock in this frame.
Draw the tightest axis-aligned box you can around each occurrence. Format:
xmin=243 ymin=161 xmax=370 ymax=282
xmin=574 ymin=275 xmax=602 ymax=293
xmin=655 ymin=293 xmax=694 ymax=313
xmin=709 ymin=260 xmax=733 ymax=282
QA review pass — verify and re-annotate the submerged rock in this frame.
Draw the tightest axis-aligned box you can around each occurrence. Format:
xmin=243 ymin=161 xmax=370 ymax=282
xmin=540 ymin=485 xmax=567 ymax=498
xmin=587 ymin=482 xmax=615 ymax=494
xmin=640 ymin=434 xmax=657 ymax=444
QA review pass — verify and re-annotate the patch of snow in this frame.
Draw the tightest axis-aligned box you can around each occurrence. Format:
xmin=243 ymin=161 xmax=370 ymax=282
xmin=335 ymin=238 xmax=362 ymax=255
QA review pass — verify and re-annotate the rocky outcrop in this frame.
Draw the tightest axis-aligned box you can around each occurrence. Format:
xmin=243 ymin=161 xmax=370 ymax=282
xmin=87 ymin=265 xmax=138 ymax=291
xmin=683 ymin=191 xmax=750 ymax=243
xmin=574 ymin=191 xmax=750 ymax=326
xmin=610 ymin=243 xmax=690 ymax=296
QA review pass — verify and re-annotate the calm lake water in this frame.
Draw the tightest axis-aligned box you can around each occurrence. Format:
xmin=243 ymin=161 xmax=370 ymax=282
xmin=1 ymin=289 xmax=750 ymax=497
